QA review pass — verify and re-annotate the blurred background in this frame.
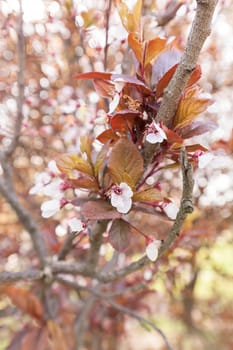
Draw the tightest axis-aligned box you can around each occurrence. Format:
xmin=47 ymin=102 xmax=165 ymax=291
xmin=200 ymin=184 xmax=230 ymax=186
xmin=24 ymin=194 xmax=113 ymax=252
xmin=0 ymin=1 xmax=232 ymax=349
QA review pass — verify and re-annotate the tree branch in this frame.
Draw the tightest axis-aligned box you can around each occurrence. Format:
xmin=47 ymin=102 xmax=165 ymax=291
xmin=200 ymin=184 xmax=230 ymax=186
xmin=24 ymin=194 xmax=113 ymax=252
xmin=105 ymin=299 xmax=174 ymax=350
xmin=96 ymin=147 xmax=193 ymax=283
xmin=5 ymin=0 xmax=25 ymax=157
xmin=144 ymin=0 xmax=218 ymax=165
xmin=0 ymin=269 xmax=43 ymax=284
xmin=0 ymin=177 xmax=48 ymax=267
xmin=104 ymin=0 xmax=112 ymax=71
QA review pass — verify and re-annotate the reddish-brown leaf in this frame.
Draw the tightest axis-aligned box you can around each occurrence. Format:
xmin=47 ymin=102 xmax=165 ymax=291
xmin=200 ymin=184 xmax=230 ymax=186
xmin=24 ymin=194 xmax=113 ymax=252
xmin=3 ymin=286 xmax=43 ymax=322
xmin=145 ymin=37 xmax=167 ymax=66
xmin=81 ymin=201 xmax=122 ymax=220
xmin=156 ymin=63 xmax=178 ymax=97
xmin=133 ymin=187 xmax=162 ymax=202
xmin=156 ymin=64 xmax=201 ymax=98
xmin=96 ymin=129 xmax=119 ymax=144
xmin=70 ymin=177 xmax=99 ymax=191
xmin=173 ymin=86 xmax=213 ymax=128
xmin=93 ymin=79 xmax=115 ymax=98
xmin=108 ymin=137 xmax=144 ymax=186
xmin=128 ymin=33 xmax=143 ymax=63
xmin=47 ymin=320 xmax=69 ymax=350
xmin=109 ymin=110 xmax=140 ymax=132
xmin=177 ymin=120 xmax=218 ymax=139
xmin=19 ymin=327 xmax=49 ymax=350
xmin=162 ymin=124 xmax=184 ymax=143
xmin=109 ymin=219 xmax=131 ymax=252
xmin=74 ymin=71 xmax=112 ymax=81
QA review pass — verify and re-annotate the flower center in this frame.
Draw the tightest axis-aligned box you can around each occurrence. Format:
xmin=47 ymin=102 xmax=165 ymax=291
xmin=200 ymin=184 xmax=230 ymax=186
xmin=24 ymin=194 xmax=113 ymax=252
xmin=112 ymin=185 xmax=123 ymax=195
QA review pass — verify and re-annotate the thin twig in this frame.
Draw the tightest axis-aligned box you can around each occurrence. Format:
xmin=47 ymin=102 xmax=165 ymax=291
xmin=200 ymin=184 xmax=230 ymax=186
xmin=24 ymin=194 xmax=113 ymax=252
xmin=104 ymin=0 xmax=112 ymax=71
xmin=57 ymin=231 xmax=78 ymax=260
xmin=105 ymin=299 xmax=175 ymax=350
xmin=58 ymin=276 xmax=174 ymax=350
xmin=5 ymin=0 xmax=25 ymax=157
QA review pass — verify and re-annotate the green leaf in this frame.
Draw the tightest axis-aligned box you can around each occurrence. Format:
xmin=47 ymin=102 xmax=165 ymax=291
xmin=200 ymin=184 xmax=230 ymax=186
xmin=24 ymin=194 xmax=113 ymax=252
xmin=108 ymin=138 xmax=144 ymax=187
xmin=109 ymin=219 xmax=131 ymax=252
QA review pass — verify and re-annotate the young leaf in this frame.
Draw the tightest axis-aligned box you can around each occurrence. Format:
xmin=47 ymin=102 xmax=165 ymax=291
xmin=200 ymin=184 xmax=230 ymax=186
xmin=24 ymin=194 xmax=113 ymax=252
xmin=93 ymin=79 xmax=115 ymax=98
xmin=109 ymin=110 xmax=140 ymax=132
xmin=173 ymin=86 xmax=213 ymax=129
xmin=47 ymin=320 xmax=69 ymax=350
xmin=133 ymin=188 xmax=162 ymax=202
xmin=117 ymin=0 xmax=142 ymax=34
xmin=156 ymin=63 xmax=201 ymax=98
xmin=94 ymin=144 xmax=107 ymax=177
xmin=81 ymin=201 xmax=122 ymax=220
xmin=74 ymin=71 xmax=112 ymax=81
xmin=108 ymin=137 xmax=144 ymax=186
xmin=70 ymin=177 xmax=99 ymax=191
xmin=96 ymin=129 xmax=119 ymax=144
xmin=128 ymin=33 xmax=143 ymax=63
xmin=177 ymin=120 xmax=218 ymax=139
xmin=145 ymin=37 xmax=167 ymax=66
xmin=3 ymin=286 xmax=43 ymax=322
xmin=56 ymin=154 xmax=93 ymax=178
xmin=109 ymin=219 xmax=131 ymax=252
xmin=80 ymin=135 xmax=92 ymax=162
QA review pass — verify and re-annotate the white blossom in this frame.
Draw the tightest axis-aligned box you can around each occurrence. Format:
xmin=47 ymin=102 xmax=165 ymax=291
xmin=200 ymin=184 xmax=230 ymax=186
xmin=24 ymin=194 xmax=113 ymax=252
xmin=145 ymin=122 xmax=167 ymax=144
xmin=41 ymin=199 xmax=61 ymax=218
xmin=68 ymin=218 xmax=83 ymax=232
xmin=163 ymin=202 xmax=179 ymax=220
xmin=43 ymin=178 xmax=64 ymax=198
xmin=48 ymin=160 xmax=60 ymax=175
xmin=198 ymin=152 xmax=215 ymax=169
xmin=29 ymin=172 xmax=51 ymax=195
xmin=146 ymin=239 xmax=161 ymax=262
xmin=111 ymin=182 xmax=133 ymax=214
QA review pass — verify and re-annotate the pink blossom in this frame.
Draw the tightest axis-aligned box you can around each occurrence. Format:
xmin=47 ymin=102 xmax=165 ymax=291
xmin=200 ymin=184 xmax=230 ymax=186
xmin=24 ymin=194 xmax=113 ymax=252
xmin=110 ymin=182 xmax=133 ymax=214
xmin=145 ymin=122 xmax=167 ymax=144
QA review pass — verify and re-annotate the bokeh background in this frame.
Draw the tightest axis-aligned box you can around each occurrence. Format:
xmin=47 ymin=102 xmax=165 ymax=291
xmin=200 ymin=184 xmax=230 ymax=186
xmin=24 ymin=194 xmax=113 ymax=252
xmin=0 ymin=1 xmax=232 ymax=349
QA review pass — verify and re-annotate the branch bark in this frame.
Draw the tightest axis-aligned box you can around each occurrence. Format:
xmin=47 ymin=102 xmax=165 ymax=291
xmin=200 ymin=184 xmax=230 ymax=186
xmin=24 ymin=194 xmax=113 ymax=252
xmin=144 ymin=0 xmax=218 ymax=165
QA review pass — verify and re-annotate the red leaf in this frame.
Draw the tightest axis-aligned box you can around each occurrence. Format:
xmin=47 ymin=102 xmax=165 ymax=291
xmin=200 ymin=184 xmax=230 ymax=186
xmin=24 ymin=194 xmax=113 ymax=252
xmin=108 ymin=137 xmax=144 ymax=186
xmin=173 ymin=86 xmax=213 ymax=128
xmin=74 ymin=72 xmax=112 ymax=81
xmin=128 ymin=33 xmax=143 ymax=63
xmin=156 ymin=63 xmax=202 ymax=98
xmin=81 ymin=201 xmax=122 ymax=220
xmin=162 ymin=124 xmax=184 ymax=143
xmin=96 ymin=129 xmax=119 ymax=144
xmin=177 ymin=120 xmax=218 ymax=139
xmin=156 ymin=63 xmax=178 ymax=98
xmin=109 ymin=110 xmax=140 ymax=132
xmin=145 ymin=37 xmax=167 ymax=66
xmin=109 ymin=219 xmax=131 ymax=252
xmin=151 ymin=49 xmax=181 ymax=88
xmin=3 ymin=286 xmax=43 ymax=322
xmin=93 ymin=79 xmax=115 ymax=98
